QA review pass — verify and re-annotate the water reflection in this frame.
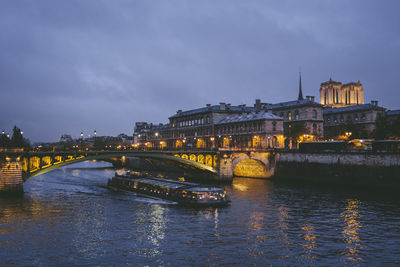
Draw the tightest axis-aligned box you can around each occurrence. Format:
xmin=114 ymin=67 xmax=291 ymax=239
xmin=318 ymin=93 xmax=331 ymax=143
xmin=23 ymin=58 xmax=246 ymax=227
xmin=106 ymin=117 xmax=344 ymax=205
xmin=147 ymin=204 xmax=166 ymax=256
xmin=341 ymin=199 xmax=363 ymax=263
xmin=300 ymin=223 xmax=317 ymax=260
xmin=132 ymin=203 xmax=167 ymax=258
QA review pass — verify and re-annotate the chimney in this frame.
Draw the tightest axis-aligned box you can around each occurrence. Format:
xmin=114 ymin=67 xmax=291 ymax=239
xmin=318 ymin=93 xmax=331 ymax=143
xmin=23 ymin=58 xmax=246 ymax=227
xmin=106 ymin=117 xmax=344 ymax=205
xmin=371 ymin=100 xmax=378 ymax=106
xmin=241 ymin=104 xmax=246 ymax=111
xmin=306 ymin=96 xmax=311 ymax=101
xmin=219 ymin=102 xmax=226 ymax=110
xmin=226 ymin=103 xmax=231 ymax=109
xmin=255 ymin=99 xmax=261 ymax=112
xmin=177 ymin=109 xmax=182 ymax=114
xmin=310 ymin=96 xmax=315 ymax=102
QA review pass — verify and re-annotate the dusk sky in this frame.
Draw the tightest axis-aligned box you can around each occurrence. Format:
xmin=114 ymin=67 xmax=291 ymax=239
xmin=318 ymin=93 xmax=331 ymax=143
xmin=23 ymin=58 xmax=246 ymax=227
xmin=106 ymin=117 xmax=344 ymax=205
xmin=1 ymin=0 xmax=399 ymax=142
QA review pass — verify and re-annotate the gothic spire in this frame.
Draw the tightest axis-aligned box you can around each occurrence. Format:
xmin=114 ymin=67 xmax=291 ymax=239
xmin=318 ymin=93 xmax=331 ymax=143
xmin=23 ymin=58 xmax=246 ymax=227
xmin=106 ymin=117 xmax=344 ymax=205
xmin=298 ymin=72 xmax=304 ymax=100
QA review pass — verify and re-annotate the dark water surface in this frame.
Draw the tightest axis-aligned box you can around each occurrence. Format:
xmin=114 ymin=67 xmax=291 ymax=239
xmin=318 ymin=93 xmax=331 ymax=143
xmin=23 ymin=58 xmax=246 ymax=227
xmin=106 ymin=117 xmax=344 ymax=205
xmin=1 ymin=161 xmax=400 ymax=266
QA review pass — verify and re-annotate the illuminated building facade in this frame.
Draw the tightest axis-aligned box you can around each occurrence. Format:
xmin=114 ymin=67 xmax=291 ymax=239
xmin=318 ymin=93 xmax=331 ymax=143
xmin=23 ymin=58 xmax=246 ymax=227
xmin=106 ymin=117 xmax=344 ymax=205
xmin=320 ymin=79 xmax=364 ymax=107
xmin=167 ymin=102 xmax=251 ymax=149
xmin=134 ymin=102 xmax=284 ymax=150
xmin=215 ymin=112 xmax=284 ymax=149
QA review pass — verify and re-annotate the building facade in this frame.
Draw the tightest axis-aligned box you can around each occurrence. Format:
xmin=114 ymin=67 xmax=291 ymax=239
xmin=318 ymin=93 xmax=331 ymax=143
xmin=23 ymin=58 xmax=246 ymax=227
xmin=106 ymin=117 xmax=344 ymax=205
xmin=323 ymin=101 xmax=386 ymax=139
xmin=320 ymin=79 xmax=364 ymax=107
xmin=215 ymin=112 xmax=284 ymax=149
xmin=134 ymin=102 xmax=284 ymax=150
xmin=266 ymin=96 xmax=324 ymax=147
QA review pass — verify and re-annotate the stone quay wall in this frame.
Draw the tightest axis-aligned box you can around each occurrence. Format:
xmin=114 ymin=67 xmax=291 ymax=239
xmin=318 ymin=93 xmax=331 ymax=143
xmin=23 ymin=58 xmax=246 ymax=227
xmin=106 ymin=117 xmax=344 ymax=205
xmin=274 ymin=151 xmax=400 ymax=187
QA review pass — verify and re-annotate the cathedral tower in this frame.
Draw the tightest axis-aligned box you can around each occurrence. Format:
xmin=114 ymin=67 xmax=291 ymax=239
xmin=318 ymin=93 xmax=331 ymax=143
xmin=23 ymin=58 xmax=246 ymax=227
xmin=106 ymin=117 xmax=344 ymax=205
xmin=320 ymin=78 xmax=364 ymax=107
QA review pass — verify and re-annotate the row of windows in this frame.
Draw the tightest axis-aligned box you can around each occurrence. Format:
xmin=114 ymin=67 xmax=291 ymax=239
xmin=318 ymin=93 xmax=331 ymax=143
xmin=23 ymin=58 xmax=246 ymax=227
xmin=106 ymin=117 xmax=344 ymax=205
xmin=174 ymin=128 xmax=212 ymax=138
xmin=172 ymin=116 xmax=211 ymax=128
xmin=325 ymin=113 xmax=367 ymax=124
xmin=273 ymin=109 xmax=318 ymax=121
xmin=216 ymin=121 xmax=277 ymax=135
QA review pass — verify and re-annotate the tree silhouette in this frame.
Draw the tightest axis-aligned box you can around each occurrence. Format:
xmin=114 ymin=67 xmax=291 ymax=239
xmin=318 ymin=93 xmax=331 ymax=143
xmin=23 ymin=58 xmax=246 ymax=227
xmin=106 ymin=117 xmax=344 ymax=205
xmin=0 ymin=131 xmax=11 ymax=148
xmin=11 ymin=126 xmax=24 ymax=148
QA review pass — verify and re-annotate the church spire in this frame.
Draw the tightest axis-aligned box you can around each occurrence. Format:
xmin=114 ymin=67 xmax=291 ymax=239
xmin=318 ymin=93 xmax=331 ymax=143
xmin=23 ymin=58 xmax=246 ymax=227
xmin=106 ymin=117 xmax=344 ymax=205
xmin=298 ymin=72 xmax=304 ymax=100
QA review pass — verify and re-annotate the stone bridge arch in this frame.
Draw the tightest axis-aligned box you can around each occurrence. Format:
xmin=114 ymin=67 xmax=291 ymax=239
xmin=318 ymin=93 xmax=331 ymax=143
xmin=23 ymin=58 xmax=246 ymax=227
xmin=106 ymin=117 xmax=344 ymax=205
xmin=229 ymin=152 xmax=276 ymax=178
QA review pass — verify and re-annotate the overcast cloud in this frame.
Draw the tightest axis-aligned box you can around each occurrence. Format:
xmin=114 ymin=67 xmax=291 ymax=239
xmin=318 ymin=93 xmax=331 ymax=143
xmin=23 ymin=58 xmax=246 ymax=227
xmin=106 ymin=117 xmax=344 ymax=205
xmin=1 ymin=0 xmax=399 ymax=142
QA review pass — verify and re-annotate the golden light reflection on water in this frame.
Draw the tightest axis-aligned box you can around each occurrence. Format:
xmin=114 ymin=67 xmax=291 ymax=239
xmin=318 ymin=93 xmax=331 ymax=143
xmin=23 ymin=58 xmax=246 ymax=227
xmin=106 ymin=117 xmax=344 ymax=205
xmin=277 ymin=206 xmax=292 ymax=260
xmin=300 ymin=223 xmax=317 ymax=260
xmin=232 ymin=183 xmax=248 ymax=192
xmin=249 ymin=212 xmax=264 ymax=231
xmin=341 ymin=199 xmax=363 ymax=263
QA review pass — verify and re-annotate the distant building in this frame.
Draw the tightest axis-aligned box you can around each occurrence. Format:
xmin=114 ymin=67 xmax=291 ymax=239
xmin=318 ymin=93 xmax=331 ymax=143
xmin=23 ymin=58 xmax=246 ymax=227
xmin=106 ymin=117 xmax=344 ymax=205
xmin=263 ymin=74 xmax=325 ymax=147
xmin=167 ymin=102 xmax=254 ymax=149
xmin=267 ymin=97 xmax=324 ymax=142
xmin=323 ymin=101 xmax=385 ymax=139
xmin=320 ymin=79 xmax=364 ymax=107
xmin=386 ymin=110 xmax=400 ymax=123
xmin=134 ymin=102 xmax=284 ymax=150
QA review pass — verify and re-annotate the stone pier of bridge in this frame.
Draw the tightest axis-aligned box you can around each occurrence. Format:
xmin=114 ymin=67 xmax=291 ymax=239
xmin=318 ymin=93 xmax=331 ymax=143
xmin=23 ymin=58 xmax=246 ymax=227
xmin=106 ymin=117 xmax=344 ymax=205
xmin=0 ymin=150 xmax=24 ymax=195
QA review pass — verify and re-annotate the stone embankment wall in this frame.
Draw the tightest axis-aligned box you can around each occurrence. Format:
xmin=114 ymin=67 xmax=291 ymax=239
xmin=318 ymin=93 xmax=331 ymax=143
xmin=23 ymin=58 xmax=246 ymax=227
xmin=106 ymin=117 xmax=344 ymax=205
xmin=274 ymin=152 xmax=400 ymax=187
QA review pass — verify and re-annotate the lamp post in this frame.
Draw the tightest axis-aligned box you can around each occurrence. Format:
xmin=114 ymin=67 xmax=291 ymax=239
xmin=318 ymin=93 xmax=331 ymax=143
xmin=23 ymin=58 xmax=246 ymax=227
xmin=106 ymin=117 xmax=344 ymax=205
xmin=80 ymin=132 xmax=84 ymax=151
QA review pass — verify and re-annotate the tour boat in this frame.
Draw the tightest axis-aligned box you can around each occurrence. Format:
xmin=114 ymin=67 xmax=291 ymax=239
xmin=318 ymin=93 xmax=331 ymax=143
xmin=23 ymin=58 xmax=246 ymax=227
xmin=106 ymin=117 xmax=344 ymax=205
xmin=107 ymin=171 xmax=230 ymax=206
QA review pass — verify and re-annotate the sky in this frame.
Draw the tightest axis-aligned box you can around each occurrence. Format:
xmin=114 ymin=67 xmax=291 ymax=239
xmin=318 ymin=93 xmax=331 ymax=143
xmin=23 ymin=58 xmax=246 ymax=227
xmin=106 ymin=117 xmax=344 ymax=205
xmin=1 ymin=0 xmax=399 ymax=142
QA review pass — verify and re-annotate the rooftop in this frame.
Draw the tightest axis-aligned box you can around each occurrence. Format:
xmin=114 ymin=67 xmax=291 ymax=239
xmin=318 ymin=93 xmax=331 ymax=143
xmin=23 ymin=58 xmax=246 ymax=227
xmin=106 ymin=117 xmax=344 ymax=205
xmin=265 ymin=99 xmax=322 ymax=110
xmin=323 ymin=103 xmax=386 ymax=115
xmin=387 ymin=110 xmax=400 ymax=116
xmin=169 ymin=104 xmax=254 ymax=119
xmin=217 ymin=112 xmax=282 ymax=124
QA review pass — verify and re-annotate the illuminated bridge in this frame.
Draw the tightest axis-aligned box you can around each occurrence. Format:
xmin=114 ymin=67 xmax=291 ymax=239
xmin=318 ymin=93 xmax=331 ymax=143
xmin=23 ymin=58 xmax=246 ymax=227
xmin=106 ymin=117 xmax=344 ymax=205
xmin=0 ymin=149 xmax=277 ymax=194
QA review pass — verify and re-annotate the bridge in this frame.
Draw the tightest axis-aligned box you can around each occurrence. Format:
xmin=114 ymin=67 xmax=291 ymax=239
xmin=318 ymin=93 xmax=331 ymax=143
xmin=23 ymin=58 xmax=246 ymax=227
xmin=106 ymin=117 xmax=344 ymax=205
xmin=0 ymin=149 xmax=277 ymax=194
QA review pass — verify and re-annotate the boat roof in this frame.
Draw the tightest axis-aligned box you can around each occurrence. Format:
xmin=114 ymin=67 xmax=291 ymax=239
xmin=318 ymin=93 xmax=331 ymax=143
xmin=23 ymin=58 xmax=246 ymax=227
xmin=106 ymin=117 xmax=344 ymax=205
xmin=186 ymin=187 xmax=224 ymax=192
xmin=131 ymin=177 xmax=223 ymax=191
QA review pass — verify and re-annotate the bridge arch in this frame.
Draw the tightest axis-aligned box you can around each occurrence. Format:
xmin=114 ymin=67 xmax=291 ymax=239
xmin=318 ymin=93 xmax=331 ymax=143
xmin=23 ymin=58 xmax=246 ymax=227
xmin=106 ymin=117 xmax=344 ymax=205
xmin=231 ymin=152 xmax=272 ymax=178
xmin=233 ymin=158 xmax=270 ymax=178
xmin=23 ymin=152 xmax=217 ymax=180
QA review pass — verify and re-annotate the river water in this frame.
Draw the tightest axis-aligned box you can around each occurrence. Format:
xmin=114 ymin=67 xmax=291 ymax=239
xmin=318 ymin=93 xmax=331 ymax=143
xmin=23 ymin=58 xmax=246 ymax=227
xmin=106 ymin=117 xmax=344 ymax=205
xmin=1 ymin=161 xmax=400 ymax=266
